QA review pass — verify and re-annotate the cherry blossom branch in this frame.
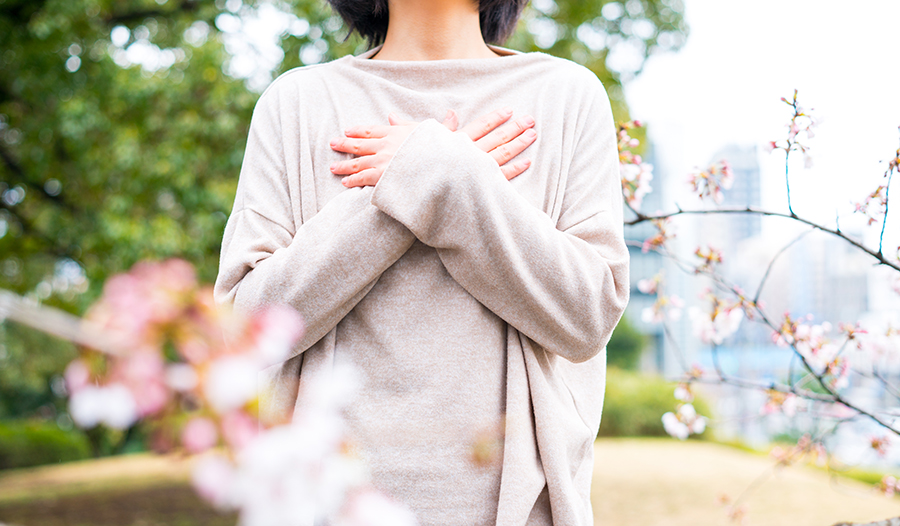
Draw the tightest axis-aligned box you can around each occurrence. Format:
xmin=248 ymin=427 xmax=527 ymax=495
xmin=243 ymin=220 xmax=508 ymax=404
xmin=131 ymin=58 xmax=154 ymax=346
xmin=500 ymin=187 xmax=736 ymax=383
xmin=0 ymin=289 xmax=122 ymax=354
xmin=626 ymin=206 xmax=900 ymax=272
xmin=645 ymin=247 xmax=900 ymax=436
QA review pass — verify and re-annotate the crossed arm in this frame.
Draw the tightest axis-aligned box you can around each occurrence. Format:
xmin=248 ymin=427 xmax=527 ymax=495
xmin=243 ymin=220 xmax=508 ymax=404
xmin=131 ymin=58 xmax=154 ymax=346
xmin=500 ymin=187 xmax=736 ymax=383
xmin=215 ymin=82 xmax=628 ymax=363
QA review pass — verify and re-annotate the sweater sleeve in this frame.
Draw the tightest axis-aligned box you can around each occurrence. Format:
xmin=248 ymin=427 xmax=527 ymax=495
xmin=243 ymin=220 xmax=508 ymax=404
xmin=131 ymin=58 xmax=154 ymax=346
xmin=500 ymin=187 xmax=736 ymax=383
xmin=370 ymin=83 xmax=630 ymax=364
xmin=214 ymin=80 xmax=416 ymax=355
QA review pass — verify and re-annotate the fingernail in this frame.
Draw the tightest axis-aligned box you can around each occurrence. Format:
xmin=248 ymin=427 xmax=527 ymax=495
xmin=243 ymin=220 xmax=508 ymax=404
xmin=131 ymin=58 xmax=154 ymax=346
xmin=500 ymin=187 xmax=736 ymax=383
xmin=524 ymin=129 xmax=537 ymax=139
xmin=523 ymin=159 xmax=532 ymax=166
xmin=502 ymin=106 xmax=513 ymax=115
xmin=524 ymin=115 xmax=535 ymax=126
xmin=329 ymin=139 xmax=338 ymax=147
xmin=445 ymin=109 xmax=454 ymax=119
xmin=341 ymin=177 xmax=350 ymax=187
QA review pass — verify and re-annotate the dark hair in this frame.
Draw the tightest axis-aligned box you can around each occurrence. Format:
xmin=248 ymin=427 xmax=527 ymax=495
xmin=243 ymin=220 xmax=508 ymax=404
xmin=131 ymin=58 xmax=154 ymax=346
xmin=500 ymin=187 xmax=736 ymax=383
xmin=326 ymin=0 xmax=529 ymax=47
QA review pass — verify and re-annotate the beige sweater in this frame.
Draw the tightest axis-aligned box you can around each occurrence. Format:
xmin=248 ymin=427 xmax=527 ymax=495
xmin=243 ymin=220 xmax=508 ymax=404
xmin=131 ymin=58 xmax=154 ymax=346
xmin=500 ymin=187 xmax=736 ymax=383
xmin=214 ymin=46 xmax=629 ymax=526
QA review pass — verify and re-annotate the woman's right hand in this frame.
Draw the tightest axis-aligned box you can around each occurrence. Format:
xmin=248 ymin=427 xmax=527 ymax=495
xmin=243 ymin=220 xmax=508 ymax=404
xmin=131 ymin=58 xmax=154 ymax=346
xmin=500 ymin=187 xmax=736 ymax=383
xmin=391 ymin=108 xmax=537 ymax=181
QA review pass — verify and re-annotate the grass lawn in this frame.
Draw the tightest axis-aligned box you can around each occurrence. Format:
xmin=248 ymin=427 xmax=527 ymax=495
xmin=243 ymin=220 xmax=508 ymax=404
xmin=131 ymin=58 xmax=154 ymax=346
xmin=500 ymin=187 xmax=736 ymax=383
xmin=593 ymin=438 xmax=900 ymax=526
xmin=1 ymin=439 xmax=898 ymax=525
xmin=0 ymin=454 xmax=234 ymax=526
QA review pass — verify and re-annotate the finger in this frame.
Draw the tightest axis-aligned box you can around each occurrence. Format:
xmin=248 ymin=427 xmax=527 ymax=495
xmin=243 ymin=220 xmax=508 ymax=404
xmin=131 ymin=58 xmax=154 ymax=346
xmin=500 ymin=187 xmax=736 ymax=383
xmin=459 ymin=107 xmax=513 ymax=142
xmin=341 ymin=167 xmax=382 ymax=188
xmin=330 ymin=136 xmax=380 ymax=156
xmin=489 ymin=128 xmax=537 ymax=166
xmin=330 ymin=154 xmax=379 ymax=175
xmin=388 ymin=113 xmax=415 ymax=126
xmin=500 ymin=159 xmax=532 ymax=181
xmin=344 ymin=125 xmax=391 ymax=138
xmin=442 ymin=110 xmax=458 ymax=131
xmin=474 ymin=115 xmax=535 ymax=153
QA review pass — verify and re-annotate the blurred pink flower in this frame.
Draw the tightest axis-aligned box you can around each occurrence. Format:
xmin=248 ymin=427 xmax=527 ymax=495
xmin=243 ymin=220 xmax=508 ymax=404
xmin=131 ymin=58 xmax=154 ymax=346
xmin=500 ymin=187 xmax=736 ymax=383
xmin=673 ymin=383 xmax=693 ymax=403
xmin=637 ymin=276 xmax=660 ymax=295
xmin=191 ymin=453 xmax=237 ymax=510
xmin=182 ymin=417 xmax=219 ymax=454
xmin=69 ymin=383 xmax=138 ymax=430
xmin=871 ymin=435 xmax=891 ymax=457
xmin=203 ymin=355 xmax=259 ymax=414
xmin=878 ymin=475 xmax=898 ymax=497
xmin=689 ymin=296 xmax=743 ymax=346
xmin=247 ymin=304 xmax=305 ymax=368
xmin=165 ymin=363 xmax=199 ymax=392
xmin=221 ymin=410 xmax=258 ymax=450
xmin=760 ymin=390 xmax=798 ymax=417
xmin=64 ymin=359 xmax=91 ymax=393
xmin=338 ymin=490 xmax=419 ymax=526
xmin=111 ymin=351 xmax=168 ymax=417
xmin=662 ymin=403 xmax=706 ymax=440
xmin=687 ymin=160 xmax=733 ymax=204
xmin=642 ymin=218 xmax=674 ymax=252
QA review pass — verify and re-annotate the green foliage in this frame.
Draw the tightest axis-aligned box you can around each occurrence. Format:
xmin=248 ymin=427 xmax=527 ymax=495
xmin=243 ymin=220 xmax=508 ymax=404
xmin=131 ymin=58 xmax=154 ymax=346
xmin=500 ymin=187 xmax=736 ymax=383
xmin=599 ymin=367 xmax=712 ymax=438
xmin=0 ymin=419 xmax=91 ymax=470
xmin=606 ymin=315 xmax=646 ymax=370
xmin=0 ymin=323 xmax=75 ymax=419
xmin=0 ymin=0 xmax=686 ymax=420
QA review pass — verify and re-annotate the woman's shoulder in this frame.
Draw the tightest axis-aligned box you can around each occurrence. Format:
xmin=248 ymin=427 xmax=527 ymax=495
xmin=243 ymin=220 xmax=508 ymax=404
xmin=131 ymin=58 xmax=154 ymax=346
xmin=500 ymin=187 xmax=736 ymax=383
xmin=253 ymin=57 xmax=355 ymax=109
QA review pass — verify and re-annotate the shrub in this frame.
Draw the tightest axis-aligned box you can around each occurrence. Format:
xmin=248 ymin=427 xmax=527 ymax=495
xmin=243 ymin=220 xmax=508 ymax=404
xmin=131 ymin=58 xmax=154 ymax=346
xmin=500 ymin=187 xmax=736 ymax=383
xmin=598 ymin=367 xmax=713 ymax=438
xmin=606 ymin=317 xmax=646 ymax=370
xmin=0 ymin=419 xmax=92 ymax=470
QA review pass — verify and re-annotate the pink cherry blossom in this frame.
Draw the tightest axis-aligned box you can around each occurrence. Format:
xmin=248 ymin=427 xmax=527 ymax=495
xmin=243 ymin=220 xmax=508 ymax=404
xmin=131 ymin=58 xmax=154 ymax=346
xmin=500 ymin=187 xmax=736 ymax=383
xmin=878 ymin=475 xmax=898 ymax=497
xmin=69 ymin=383 xmax=139 ymax=430
xmin=111 ymin=350 xmax=169 ymax=417
xmin=191 ymin=453 xmax=237 ymax=510
xmin=853 ymin=185 xmax=887 ymax=226
xmin=689 ymin=295 xmax=743 ymax=346
xmin=617 ymin=121 xmax=655 ymax=209
xmin=221 ymin=410 xmax=258 ymax=450
xmin=64 ymin=359 xmax=91 ymax=393
xmin=673 ymin=383 xmax=694 ymax=403
xmin=760 ymin=390 xmax=799 ymax=417
xmin=662 ymin=403 xmax=706 ymax=440
xmin=642 ymin=218 xmax=674 ymax=252
xmin=687 ymin=160 xmax=733 ymax=204
xmin=182 ymin=417 xmax=219 ymax=454
xmin=337 ymin=490 xmax=419 ymax=526
xmin=637 ymin=277 xmax=659 ymax=295
xmin=871 ymin=435 xmax=891 ymax=457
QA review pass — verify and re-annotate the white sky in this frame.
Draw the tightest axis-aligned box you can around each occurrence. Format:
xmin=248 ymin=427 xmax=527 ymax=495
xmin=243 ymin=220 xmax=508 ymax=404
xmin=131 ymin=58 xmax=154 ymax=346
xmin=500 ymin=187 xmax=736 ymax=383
xmin=625 ymin=0 xmax=900 ymax=248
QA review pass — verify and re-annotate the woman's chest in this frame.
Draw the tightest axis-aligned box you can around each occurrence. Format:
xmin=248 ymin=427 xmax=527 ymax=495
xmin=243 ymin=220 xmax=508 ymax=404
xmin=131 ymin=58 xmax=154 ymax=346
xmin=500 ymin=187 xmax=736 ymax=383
xmin=287 ymin=76 xmax=577 ymax=225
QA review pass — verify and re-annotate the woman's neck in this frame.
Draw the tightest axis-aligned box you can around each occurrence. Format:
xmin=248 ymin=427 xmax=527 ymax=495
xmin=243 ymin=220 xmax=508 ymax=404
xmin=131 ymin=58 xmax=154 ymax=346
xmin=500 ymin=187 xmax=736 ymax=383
xmin=373 ymin=0 xmax=499 ymax=61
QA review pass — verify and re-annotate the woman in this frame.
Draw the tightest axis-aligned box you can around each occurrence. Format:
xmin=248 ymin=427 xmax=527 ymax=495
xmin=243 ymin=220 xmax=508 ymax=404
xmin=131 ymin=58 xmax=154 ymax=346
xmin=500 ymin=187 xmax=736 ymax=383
xmin=214 ymin=0 xmax=630 ymax=524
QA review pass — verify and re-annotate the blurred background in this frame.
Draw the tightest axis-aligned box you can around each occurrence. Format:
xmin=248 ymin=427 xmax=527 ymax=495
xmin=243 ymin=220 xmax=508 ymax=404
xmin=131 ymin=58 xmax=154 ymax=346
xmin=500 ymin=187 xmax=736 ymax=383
xmin=1 ymin=0 xmax=899 ymax=524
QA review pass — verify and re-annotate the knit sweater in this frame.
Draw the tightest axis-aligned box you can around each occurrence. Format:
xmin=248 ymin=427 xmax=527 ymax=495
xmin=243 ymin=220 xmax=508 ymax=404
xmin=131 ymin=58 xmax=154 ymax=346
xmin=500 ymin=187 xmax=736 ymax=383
xmin=214 ymin=45 xmax=630 ymax=526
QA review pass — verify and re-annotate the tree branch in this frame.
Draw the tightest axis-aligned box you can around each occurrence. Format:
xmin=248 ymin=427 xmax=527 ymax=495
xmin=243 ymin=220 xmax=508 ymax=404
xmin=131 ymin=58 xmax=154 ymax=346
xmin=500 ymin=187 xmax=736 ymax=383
xmin=626 ymin=206 xmax=900 ymax=272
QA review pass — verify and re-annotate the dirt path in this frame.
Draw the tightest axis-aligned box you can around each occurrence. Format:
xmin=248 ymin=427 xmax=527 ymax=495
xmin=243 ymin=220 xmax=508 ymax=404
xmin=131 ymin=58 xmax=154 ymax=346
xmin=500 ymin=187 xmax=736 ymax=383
xmin=592 ymin=438 xmax=900 ymax=526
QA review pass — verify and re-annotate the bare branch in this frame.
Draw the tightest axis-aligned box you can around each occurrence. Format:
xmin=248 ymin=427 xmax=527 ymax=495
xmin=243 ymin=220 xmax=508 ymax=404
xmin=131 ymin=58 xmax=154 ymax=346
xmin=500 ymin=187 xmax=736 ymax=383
xmin=627 ymin=206 xmax=900 ymax=272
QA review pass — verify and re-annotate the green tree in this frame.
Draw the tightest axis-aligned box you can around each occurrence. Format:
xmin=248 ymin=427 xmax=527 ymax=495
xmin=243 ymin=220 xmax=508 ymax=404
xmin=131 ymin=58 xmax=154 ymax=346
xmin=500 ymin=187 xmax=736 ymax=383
xmin=0 ymin=0 xmax=685 ymax=420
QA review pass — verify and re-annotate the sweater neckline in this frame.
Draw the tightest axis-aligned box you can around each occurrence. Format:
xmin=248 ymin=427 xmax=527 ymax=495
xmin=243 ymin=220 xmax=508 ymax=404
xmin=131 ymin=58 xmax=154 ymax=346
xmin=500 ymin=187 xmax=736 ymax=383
xmin=344 ymin=44 xmax=541 ymax=72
